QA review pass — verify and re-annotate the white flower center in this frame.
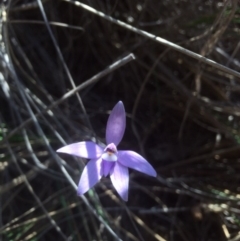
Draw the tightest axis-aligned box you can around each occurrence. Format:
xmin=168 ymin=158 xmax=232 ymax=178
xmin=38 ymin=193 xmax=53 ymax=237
xmin=102 ymin=152 xmax=117 ymax=162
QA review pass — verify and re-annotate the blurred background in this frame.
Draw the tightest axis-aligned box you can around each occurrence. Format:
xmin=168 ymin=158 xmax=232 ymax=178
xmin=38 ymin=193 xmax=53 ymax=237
xmin=1 ymin=0 xmax=240 ymax=240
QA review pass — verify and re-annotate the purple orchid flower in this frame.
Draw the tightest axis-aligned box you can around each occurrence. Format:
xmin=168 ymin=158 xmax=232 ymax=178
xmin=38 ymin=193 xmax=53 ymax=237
xmin=57 ymin=101 xmax=157 ymax=201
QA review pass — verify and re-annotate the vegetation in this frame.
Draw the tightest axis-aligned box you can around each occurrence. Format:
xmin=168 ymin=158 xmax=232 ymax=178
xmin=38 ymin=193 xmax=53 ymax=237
xmin=0 ymin=0 xmax=240 ymax=240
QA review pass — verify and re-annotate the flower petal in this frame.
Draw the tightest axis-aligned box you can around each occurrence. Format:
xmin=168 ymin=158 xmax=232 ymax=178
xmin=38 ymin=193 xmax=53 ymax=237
xmin=101 ymin=160 xmax=114 ymax=177
xmin=57 ymin=141 xmax=103 ymax=159
xmin=118 ymin=151 xmax=157 ymax=177
xmin=110 ymin=162 xmax=129 ymax=201
xmin=77 ymin=158 xmax=102 ymax=195
xmin=106 ymin=101 xmax=126 ymax=146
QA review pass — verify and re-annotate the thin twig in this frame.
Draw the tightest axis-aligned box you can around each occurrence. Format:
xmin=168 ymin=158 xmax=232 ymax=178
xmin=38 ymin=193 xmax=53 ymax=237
xmin=63 ymin=0 xmax=240 ymax=80
xmin=8 ymin=20 xmax=84 ymax=31
xmin=36 ymin=0 xmax=93 ymax=135
xmin=1 ymin=53 xmax=135 ymax=143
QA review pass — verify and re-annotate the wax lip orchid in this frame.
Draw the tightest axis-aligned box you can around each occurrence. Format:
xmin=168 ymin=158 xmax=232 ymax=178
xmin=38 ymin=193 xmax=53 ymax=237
xmin=57 ymin=101 xmax=157 ymax=201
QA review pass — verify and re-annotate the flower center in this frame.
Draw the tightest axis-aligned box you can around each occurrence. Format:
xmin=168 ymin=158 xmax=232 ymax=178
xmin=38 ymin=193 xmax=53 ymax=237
xmin=101 ymin=143 xmax=118 ymax=162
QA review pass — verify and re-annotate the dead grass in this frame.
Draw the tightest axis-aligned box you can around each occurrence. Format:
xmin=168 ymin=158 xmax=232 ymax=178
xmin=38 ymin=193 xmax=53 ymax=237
xmin=0 ymin=0 xmax=240 ymax=240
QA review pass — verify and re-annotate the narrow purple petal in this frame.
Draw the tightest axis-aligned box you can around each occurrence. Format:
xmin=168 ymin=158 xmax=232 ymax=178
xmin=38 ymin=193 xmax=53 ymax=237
xmin=110 ymin=162 xmax=129 ymax=201
xmin=101 ymin=160 xmax=115 ymax=177
xmin=57 ymin=141 xmax=103 ymax=159
xmin=106 ymin=101 xmax=126 ymax=146
xmin=77 ymin=158 xmax=102 ymax=195
xmin=118 ymin=151 xmax=157 ymax=177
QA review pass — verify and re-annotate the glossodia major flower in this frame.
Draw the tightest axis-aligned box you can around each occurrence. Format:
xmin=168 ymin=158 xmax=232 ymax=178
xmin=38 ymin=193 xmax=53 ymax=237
xmin=57 ymin=101 xmax=157 ymax=201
